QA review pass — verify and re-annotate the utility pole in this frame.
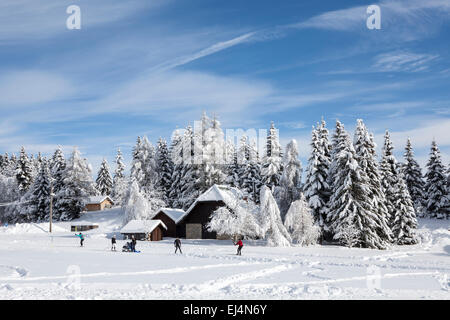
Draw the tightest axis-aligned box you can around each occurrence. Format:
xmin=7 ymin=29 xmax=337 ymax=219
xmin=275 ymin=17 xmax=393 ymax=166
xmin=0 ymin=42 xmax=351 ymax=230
xmin=252 ymin=180 xmax=256 ymax=203
xmin=49 ymin=183 xmax=54 ymax=233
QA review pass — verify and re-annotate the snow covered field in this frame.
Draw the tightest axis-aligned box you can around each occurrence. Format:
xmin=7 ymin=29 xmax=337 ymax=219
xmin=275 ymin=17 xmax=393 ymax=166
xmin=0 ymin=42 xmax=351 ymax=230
xmin=0 ymin=208 xmax=449 ymax=300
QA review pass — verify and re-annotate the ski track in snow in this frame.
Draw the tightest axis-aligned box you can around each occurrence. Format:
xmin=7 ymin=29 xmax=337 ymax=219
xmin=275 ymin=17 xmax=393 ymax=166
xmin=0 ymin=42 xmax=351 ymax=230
xmin=0 ymin=265 xmax=28 ymax=279
xmin=237 ymin=271 xmax=443 ymax=288
xmin=0 ymin=261 xmax=254 ymax=282
xmin=184 ymin=250 xmax=450 ymax=274
xmin=191 ymin=264 xmax=294 ymax=293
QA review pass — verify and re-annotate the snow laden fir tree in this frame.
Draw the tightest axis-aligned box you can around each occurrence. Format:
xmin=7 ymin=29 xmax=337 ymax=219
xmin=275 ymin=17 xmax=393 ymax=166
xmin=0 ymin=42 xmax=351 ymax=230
xmin=261 ymin=122 xmax=282 ymax=192
xmin=15 ymin=147 xmax=33 ymax=194
xmin=112 ymin=148 xmax=127 ymax=206
xmin=236 ymin=136 xmax=263 ymax=203
xmin=391 ymin=172 xmax=418 ymax=245
xmin=275 ymin=139 xmax=302 ymax=218
xmin=23 ymin=161 xmax=52 ymax=222
xmin=169 ymin=126 xmax=202 ymax=210
xmin=49 ymin=146 xmax=67 ymax=220
xmin=283 ymin=194 xmax=320 ymax=246
xmin=327 ymin=121 xmax=391 ymax=249
xmin=259 ymin=186 xmax=292 ymax=247
xmin=55 ymin=148 xmax=97 ymax=221
xmin=353 ymin=120 xmax=392 ymax=246
xmin=123 ymin=136 xmax=166 ymax=225
xmin=202 ymin=114 xmax=227 ymax=187
xmin=14 ymin=160 xmax=52 ymax=223
xmin=424 ymin=140 xmax=450 ymax=219
xmin=379 ymin=130 xmax=418 ymax=237
xmin=123 ymin=180 xmax=152 ymax=225
xmin=156 ymin=138 xmax=173 ymax=205
xmin=96 ymin=159 xmax=113 ymax=196
xmin=303 ymin=120 xmax=331 ymax=233
xmin=206 ymin=189 xmax=262 ymax=241
xmin=403 ymin=138 xmax=426 ymax=217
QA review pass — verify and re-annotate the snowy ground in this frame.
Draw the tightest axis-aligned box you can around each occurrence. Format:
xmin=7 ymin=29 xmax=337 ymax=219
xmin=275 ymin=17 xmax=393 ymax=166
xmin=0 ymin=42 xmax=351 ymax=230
xmin=0 ymin=207 xmax=449 ymax=300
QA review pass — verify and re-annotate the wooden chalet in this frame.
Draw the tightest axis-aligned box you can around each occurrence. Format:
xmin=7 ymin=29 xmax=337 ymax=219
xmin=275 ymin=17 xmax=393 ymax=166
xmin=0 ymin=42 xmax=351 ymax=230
xmin=85 ymin=196 xmax=114 ymax=212
xmin=152 ymin=208 xmax=186 ymax=238
xmin=177 ymin=185 xmax=243 ymax=240
xmin=120 ymin=219 xmax=167 ymax=241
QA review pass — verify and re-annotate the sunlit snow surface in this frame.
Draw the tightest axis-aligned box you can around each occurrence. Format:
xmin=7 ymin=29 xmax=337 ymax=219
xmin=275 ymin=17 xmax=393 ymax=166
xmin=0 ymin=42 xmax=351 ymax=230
xmin=0 ymin=207 xmax=449 ymax=299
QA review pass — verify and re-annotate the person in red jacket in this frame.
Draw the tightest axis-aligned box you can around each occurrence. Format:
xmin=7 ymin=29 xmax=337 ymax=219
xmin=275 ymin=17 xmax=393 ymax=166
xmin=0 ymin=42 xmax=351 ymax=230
xmin=235 ymin=238 xmax=243 ymax=256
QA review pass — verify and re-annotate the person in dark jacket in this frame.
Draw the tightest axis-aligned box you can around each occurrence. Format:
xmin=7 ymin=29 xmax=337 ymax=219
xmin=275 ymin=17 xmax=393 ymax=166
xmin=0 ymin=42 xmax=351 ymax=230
xmin=174 ymin=238 xmax=182 ymax=254
xmin=131 ymin=235 xmax=137 ymax=252
xmin=235 ymin=238 xmax=243 ymax=256
xmin=111 ymin=235 xmax=117 ymax=251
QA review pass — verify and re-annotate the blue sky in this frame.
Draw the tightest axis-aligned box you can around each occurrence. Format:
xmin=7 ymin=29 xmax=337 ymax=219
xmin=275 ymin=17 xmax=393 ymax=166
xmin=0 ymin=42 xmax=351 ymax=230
xmin=0 ymin=0 xmax=449 ymax=173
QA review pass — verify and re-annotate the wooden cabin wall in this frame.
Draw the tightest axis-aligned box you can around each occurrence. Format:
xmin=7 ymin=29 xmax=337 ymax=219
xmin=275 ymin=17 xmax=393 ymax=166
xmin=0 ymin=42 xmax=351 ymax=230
xmin=153 ymin=212 xmax=176 ymax=238
xmin=182 ymin=201 xmax=225 ymax=239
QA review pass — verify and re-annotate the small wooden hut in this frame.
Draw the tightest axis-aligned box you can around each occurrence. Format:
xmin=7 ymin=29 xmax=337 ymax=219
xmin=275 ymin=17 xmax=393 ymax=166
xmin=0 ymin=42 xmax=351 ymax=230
xmin=152 ymin=208 xmax=186 ymax=238
xmin=85 ymin=196 xmax=114 ymax=212
xmin=120 ymin=219 xmax=167 ymax=241
xmin=70 ymin=223 xmax=99 ymax=232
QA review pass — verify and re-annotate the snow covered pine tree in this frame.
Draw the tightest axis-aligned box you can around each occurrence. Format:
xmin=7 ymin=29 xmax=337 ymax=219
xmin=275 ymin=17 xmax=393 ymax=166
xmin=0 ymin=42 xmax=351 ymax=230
xmin=55 ymin=147 xmax=97 ymax=221
xmin=304 ymin=121 xmax=331 ymax=236
xmin=156 ymin=138 xmax=174 ymax=205
xmin=353 ymin=120 xmax=392 ymax=245
xmin=327 ymin=121 xmax=390 ymax=249
xmin=403 ymin=138 xmax=426 ymax=217
xmin=96 ymin=159 xmax=113 ymax=196
xmin=275 ymin=139 xmax=302 ymax=218
xmin=261 ymin=122 xmax=282 ymax=192
xmin=424 ymin=140 xmax=450 ymax=219
xmin=15 ymin=146 xmax=33 ymax=194
xmin=22 ymin=160 xmax=52 ymax=222
xmin=112 ymin=148 xmax=127 ymax=206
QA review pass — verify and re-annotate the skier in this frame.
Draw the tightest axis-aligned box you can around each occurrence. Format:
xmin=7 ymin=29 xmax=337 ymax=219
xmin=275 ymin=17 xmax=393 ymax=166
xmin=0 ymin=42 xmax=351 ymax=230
xmin=174 ymin=238 xmax=182 ymax=254
xmin=234 ymin=238 xmax=243 ymax=256
xmin=131 ymin=235 xmax=137 ymax=252
xmin=75 ymin=233 xmax=84 ymax=247
xmin=111 ymin=234 xmax=117 ymax=251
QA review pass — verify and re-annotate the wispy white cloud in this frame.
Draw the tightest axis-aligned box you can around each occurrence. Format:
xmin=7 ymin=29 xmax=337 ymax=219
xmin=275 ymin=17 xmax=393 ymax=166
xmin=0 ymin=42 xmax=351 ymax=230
xmin=289 ymin=0 xmax=450 ymax=41
xmin=370 ymin=117 xmax=450 ymax=167
xmin=293 ymin=5 xmax=367 ymax=31
xmin=94 ymin=70 xmax=274 ymax=121
xmin=372 ymin=51 xmax=439 ymax=72
xmin=319 ymin=49 xmax=442 ymax=75
xmin=0 ymin=0 xmax=170 ymax=43
xmin=352 ymin=100 xmax=431 ymax=112
xmin=278 ymin=121 xmax=308 ymax=130
xmin=0 ymin=68 xmax=275 ymax=130
xmin=388 ymin=118 xmax=450 ymax=149
xmin=0 ymin=70 xmax=75 ymax=107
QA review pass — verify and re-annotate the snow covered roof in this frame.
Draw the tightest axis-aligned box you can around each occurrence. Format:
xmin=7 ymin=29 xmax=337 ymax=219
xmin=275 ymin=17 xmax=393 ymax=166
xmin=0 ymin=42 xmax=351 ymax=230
xmin=120 ymin=219 xmax=167 ymax=234
xmin=156 ymin=208 xmax=186 ymax=224
xmin=180 ymin=185 xmax=243 ymax=221
xmin=86 ymin=196 xmax=114 ymax=205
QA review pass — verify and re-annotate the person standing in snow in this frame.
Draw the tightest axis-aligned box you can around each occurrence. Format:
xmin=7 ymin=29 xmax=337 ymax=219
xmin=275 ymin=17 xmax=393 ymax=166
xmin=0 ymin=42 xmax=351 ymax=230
xmin=174 ymin=238 xmax=182 ymax=254
xmin=131 ymin=235 xmax=137 ymax=252
xmin=111 ymin=235 xmax=117 ymax=251
xmin=75 ymin=233 xmax=84 ymax=247
xmin=235 ymin=238 xmax=243 ymax=256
